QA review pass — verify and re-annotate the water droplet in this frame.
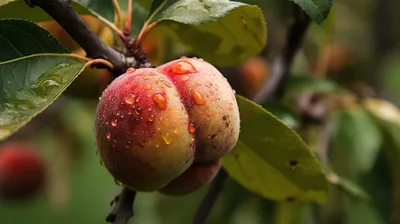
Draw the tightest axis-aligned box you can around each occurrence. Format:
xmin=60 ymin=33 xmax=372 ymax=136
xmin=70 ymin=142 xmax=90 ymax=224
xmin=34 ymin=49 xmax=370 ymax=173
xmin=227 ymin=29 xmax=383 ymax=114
xmin=106 ymin=132 xmax=111 ymax=141
xmin=143 ymin=76 xmax=149 ymax=80
xmin=153 ymin=93 xmax=167 ymax=110
xmin=189 ymin=123 xmax=196 ymax=133
xmin=173 ymin=129 xmax=178 ymax=134
xmin=111 ymin=119 xmax=118 ymax=127
xmin=163 ymin=133 xmax=172 ymax=145
xmin=124 ymin=94 xmax=135 ymax=105
xmin=119 ymin=102 xmax=124 ymax=109
xmin=135 ymin=109 xmax=141 ymax=115
xmin=192 ymin=90 xmax=206 ymax=105
xmin=174 ymin=91 xmax=178 ymax=97
xmin=181 ymin=75 xmax=190 ymax=81
xmin=146 ymin=84 xmax=152 ymax=90
xmin=156 ymin=144 xmax=159 ymax=148
xmin=210 ymin=91 xmax=214 ymax=96
xmin=130 ymin=84 xmax=138 ymax=91
xmin=148 ymin=114 xmax=155 ymax=122
xmin=164 ymin=82 xmax=172 ymax=88
xmin=136 ymin=96 xmax=141 ymax=103
xmin=169 ymin=60 xmax=197 ymax=75
xmin=191 ymin=136 xmax=195 ymax=141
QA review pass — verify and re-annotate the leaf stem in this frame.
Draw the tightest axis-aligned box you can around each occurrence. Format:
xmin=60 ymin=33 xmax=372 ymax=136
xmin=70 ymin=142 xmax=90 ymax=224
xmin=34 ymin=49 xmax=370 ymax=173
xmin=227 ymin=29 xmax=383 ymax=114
xmin=95 ymin=12 xmax=126 ymax=42
xmin=124 ymin=0 xmax=133 ymax=36
xmin=135 ymin=1 xmax=167 ymax=47
xmin=112 ymin=0 xmax=123 ymax=27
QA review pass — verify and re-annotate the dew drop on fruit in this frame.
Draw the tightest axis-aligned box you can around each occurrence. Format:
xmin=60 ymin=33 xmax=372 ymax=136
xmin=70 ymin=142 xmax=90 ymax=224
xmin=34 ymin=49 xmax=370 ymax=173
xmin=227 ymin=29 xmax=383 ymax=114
xmin=189 ymin=123 xmax=196 ymax=133
xmin=192 ymin=90 xmax=206 ymax=105
xmin=106 ymin=132 xmax=111 ymax=141
xmin=111 ymin=119 xmax=118 ymax=127
xmin=163 ymin=133 xmax=172 ymax=145
xmin=170 ymin=60 xmax=197 ymax=75
xmin=148 ymin=114 xmax=155 ymax=122
xmin=153 ymin=93 xmax=167 ymax=110
xmin=130 ymin=84 xmax=138 ymax=91
xmin=181 ymin=75 xmax=190 ymax=81
xmin=136 ymin=96 xmax=141 ymax=103
xmin=164 ymin=82 xmax=172 ymax=88
xmin=146 ymin=84 xmax=152 ymax=90
xmin=173 ymin=129 xmax=178 ymax=134
xmin=126 ymin=68 xmax=136 ymax=73
xmin=124 ymin=94 xmax=135 ymax=105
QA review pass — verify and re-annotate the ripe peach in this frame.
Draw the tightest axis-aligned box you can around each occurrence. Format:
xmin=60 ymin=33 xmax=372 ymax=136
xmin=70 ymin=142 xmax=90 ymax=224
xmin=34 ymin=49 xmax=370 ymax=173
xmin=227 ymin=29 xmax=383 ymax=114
xmin=158 ymin=58 xmax=240 ymax=162
xmin=159 ymin=160 xmax=221 ymax=195
xmin=0 ymin=143 xmax=46 ymax=200
xmin=95 ymin=58 xmax=240 ymax=192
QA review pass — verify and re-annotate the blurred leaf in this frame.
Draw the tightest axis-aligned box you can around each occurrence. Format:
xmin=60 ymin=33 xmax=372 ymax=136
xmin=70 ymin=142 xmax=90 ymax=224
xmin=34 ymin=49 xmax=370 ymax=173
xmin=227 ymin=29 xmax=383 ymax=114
xmin=329 ymin=106 xmax=382 ymax=176
xmin=291 ymin=0 xmax=333 ymax=24
xmin=74 ymin=0 xmax=115 ymax=22
xmin=137 ymin=0 xmax=153 ymax=11
xmin=222 ymin=95 xmax=329 ymax=204
xmin=362 ymin=98 xmax=400 ymax=223
xmin=152 ymin=0 xmax=267 ymax=66
xmin=262 ymin=101 xmax=300 ymax=129
xmin=0 ymin=19 xmax=86 ymax=141
xmin=327 ymin=172 xmax=371 ymax=202
xmin=273 ymin=202 xmax=305 ymax=224
xmin=284 ymin=76 xmax=341 ymax=98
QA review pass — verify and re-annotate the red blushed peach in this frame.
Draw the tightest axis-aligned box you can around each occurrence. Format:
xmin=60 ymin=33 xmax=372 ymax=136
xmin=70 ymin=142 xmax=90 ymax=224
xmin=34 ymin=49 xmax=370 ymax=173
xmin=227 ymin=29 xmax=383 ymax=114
xmin=95 ymin=68 xmax=195 ymax=191
xmin=0 ymin=143 xmax=46 ymax=200
xmin=158 ymin=58 xmax=240 ymax=162
xmin=159 ymin=160 xmax=221 ymax=195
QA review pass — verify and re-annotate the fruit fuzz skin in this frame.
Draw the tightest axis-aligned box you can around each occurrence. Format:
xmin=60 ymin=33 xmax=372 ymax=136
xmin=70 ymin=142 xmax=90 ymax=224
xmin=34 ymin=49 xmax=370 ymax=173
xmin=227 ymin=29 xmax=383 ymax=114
xmin=0 ymin=143 xmax=46 ymax=200
xmin=95 ymin=57 xmax=240 ymax=193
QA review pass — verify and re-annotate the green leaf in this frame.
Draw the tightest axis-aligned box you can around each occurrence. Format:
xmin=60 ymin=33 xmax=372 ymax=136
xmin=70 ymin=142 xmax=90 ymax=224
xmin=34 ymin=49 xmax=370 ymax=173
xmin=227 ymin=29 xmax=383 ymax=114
xmin=329 ymin=106 xmax=382 ymax=176
xmin=262 ymin=100 xmax=300 ymax=129
xmin=0 ymin=19 xmax=86 ymax=140
xmin=0 ymin=0 xmax=103 ymax=23
xmin=152 ymin=0 xmax=267 ymax=66
xmin=0 ymin=18 xmax=67 ymax=62
xmin=291 ymin=0 xmax=333 ymax=24
xmin=74 ymin=0 xmax=115 ymax=22
xmin=222 ymin=95 xmax=329 ymax=204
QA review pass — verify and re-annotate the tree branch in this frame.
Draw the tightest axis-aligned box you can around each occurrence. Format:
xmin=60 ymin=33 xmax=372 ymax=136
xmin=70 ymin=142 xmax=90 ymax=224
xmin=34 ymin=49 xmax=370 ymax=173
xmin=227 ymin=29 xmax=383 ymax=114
xmin=253 ymin=6 xmax=311 ymax=103
xmin=106 ymin=188 xmax=136 ymax=224
xmin=193 ymin=5 xmax=312 ymax=224
xmin=193 ymin=169 xmax=228 ymax=224
xmin=24 ymin=0 xmax=145 ymax=74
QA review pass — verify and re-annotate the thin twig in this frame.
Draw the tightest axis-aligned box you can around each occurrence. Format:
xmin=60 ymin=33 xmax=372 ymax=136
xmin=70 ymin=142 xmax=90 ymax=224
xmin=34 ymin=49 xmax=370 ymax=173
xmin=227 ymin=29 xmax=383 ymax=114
xmin=253 ymin=6 xmax=311 ymax=103
xmin=24 ymin=0 xmax=137 ymax=73
xmin=193 ymin=169 xmax=228 ymax=224
xmin=193 ymin=5 xmax=312 ymax=224
xmin=124 ymin=0 xmax=133 ymax=36
xmin=112 ymin=0 xmax=123 ymax=27
xmin=106 ymin=188 xmax=137 ymax=224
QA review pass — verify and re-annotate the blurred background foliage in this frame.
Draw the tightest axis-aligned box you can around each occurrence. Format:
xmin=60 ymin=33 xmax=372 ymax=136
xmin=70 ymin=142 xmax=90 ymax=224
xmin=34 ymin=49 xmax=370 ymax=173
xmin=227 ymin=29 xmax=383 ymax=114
xmin=1 ymin=0 xmax=400 ymax=223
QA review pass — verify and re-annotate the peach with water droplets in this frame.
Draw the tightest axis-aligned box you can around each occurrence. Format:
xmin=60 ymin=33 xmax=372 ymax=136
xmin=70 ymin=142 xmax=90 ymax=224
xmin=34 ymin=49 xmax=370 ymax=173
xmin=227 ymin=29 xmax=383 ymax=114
xmin=158 ymin=58 xmax=240 ymax=162
xmin=95 ymin=57 xmax=240 ymax=193
xmin=159 ymin=160 xmax=221 ymax=195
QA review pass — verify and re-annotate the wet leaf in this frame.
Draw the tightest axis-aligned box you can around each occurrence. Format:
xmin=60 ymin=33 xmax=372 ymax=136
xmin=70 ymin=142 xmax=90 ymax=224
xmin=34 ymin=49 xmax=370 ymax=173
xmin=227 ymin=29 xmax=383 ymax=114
xmin=0 ymin=19 xmax=86 ymax=140
xmin=152 ymin=0 xmax=267 ymax=66
xmin=222 ymin=95 xmax=329 ymax=204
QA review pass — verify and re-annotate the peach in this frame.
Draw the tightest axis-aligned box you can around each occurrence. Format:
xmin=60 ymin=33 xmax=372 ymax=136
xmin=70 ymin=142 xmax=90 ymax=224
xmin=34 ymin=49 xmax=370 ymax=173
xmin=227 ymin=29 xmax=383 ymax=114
xmin=0 ymin=143 xmax=46 ymax=200
xmin=159 ymin=160 xmax=221 ymax=195
xmin=95 ymin=57 xmax=240 ymax=192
